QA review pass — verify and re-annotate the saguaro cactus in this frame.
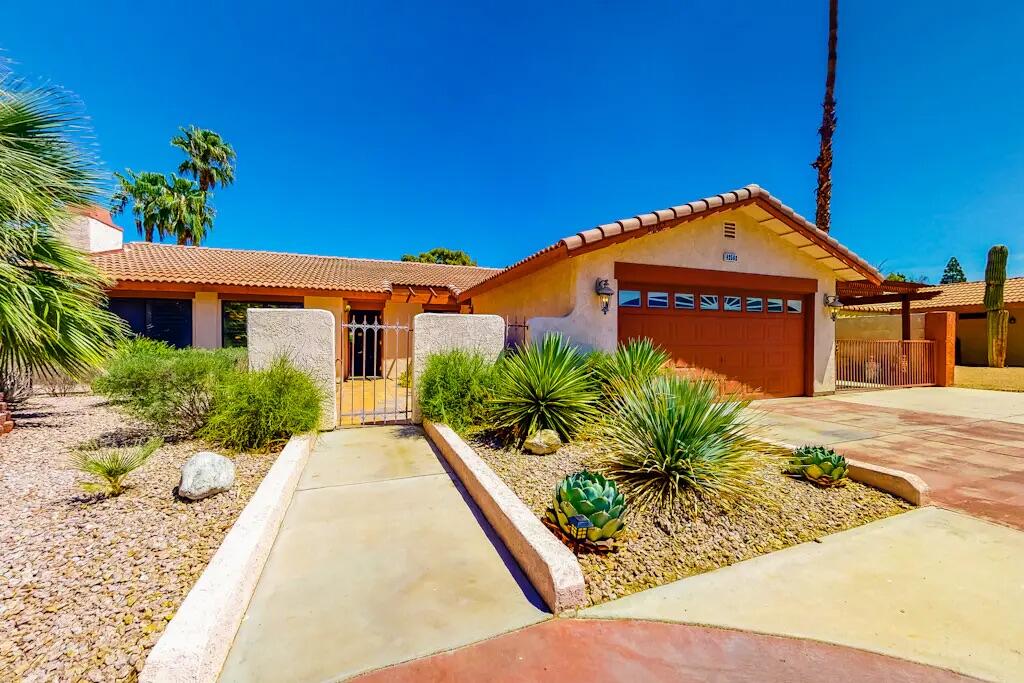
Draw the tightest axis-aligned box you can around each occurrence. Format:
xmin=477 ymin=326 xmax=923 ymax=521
xmin=985 ymin=245 xmax=1009 ymax=368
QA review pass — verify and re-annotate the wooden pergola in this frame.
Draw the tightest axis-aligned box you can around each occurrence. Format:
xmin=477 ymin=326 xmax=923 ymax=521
xmin=837 ymin=280 xmax=941 ymax=340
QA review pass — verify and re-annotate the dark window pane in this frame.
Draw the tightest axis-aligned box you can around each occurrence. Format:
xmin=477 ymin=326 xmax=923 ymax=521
xmin=767 ymin=298 xmax=784 ymax=313
xmin=674 ymin=293 xmax=695 ymax=310
xmin=723 ymin=296 xmax=741 ymax=312
xmin=619 ymin=290 xmax=641 ymax=308
xmin=109 ymin=298 xmax=192 ymax=348
xmin=222 ymin=301 xmax=302 ymax=348
xmin=700 ymin=294 xmax=719 ymax=311
xmin=787 ymin=299 xmax=803 ymax=313
xmin=746 ymin=297 xmax=763 ymax=312
xmin=647 ymin=291 xmax=669 ymax=309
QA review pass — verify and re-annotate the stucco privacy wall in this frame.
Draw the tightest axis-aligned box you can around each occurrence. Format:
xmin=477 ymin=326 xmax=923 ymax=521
xmin=837 ymin=314 xmax=926 ymax=341
xmin=473 ymin=209 xmax=840 ymax=394
xmin=411 ymin=313 xmax=505 ymax=423
xmin=248 ymin=308 xmax=337 ymax=430
xmin=957 ymin=307 xmax=1024 ymax=366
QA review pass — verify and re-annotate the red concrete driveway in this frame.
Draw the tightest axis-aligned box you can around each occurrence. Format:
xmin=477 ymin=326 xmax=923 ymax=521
xmin=756 ymin=387 xmax=1024 ymax=529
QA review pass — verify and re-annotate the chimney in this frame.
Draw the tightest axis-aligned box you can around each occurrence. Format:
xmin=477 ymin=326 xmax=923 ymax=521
xmin=64 ymin=205 xmax=124 ymax=252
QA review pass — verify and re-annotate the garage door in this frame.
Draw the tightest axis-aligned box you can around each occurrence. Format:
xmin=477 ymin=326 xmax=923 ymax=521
xmin=617 ymin=284 xmax=807 ymax=398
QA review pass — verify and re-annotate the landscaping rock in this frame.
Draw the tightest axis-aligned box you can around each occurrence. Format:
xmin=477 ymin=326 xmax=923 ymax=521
xmin=524 ymin=429 xmax=561 ymax=455
xmin=178 ymin=452 xmax=236 ymax=500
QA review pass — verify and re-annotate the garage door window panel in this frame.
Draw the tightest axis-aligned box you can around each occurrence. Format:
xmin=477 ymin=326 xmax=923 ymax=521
xmin=746 ymin=296 xmax=763 ymax=312
xmin=723 ymin=296 xmax=742 ymax=312
xmin=700 ymin=294 xmax=719 ymax=310
xmin=619 ymin=290 xmax=641 ymax=308
xmin=647 ymin=291 xmax=669 ymax=309
xmin=674 ymin=293 xmax=695 ymax=310
xmin=767 ymin=298 xmax=785 ymax=313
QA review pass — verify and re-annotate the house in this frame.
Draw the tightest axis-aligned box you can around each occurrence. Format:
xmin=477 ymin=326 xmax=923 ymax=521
xmin=843 ymin=278 xmax=1024 ymax=366
xmin=83 ymin=184 xmax=884 ymax=398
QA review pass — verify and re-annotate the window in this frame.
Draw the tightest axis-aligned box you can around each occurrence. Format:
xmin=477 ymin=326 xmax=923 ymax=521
xmin=746 ymin=296 xmax=763 ymax=312
xmin=674 ymin=293 xmax=695 ymax=310
xmin=619 ymin=290 xmax=641 ymax=308
xmin=723 ymin=295 xmax=742 ymax=312
xmin=222 ymin=301 xmax=303 ymax=348
xmin=109 ymin=298 xmax=193 ymax=348
xmin=700 ymin=294 xmax=719 ymax=311
xmin=767 ymin=298 xmax=784 ymax=313
xmin=647 ymin=291 xmax=669 ymax=309
xmin=787 ymin=299 xmax=803 ymax=313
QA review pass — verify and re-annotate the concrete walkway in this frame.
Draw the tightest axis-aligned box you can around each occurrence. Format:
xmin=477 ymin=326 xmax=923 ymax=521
xmin=219 ymin=427 xmax=548 ymax=682
xmin=755 ymin=387 xmax=1024 ymax=529
xmin=584 ymin=507 xmax=1024 ymax=683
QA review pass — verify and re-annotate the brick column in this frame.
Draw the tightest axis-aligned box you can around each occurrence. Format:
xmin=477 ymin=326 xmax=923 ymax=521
xmin=924 ymin=311 xmax=956 ymax=386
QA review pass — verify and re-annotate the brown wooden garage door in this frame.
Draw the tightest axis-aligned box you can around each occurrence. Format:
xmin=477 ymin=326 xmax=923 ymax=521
xmin=617 ymin=282 xmax=809 ymax=398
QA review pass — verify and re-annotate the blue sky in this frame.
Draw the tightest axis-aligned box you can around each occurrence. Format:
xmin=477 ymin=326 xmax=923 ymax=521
xmin=4 ymin=1 xmax=1023 ymax=280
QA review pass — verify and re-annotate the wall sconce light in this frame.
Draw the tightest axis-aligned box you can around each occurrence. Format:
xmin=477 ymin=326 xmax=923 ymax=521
xmin=595 ymin=278 xmax=615 ymax=315
xmin=823 ymin=293 xmax=843 ymax=321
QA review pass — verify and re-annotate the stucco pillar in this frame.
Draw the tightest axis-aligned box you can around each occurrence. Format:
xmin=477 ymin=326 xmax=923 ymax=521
xmin=924 ymin=311 xmax=956 ymax=386
xmin=192 ymin=292 xmax=221 ymax=349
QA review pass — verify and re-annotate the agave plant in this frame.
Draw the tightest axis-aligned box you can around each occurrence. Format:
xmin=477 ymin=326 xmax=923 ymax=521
xmin=546 ymin=470 xmax=626 ymax=543
xmin=489 ymin=334 xmax=600 ymax=444
xmin=589 ymin=338 xmax=670 ymax=397
xmin=599 ymin=375 xmax=760 ymax=509
xmin=785 ymin=445 xmax=848 ymax=487
xmin=70 ymin=437 xmax=162 ymax=496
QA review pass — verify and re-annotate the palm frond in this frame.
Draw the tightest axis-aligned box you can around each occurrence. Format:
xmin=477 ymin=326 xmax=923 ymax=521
xmin=70 ymin=437 xmax=162 ymax=496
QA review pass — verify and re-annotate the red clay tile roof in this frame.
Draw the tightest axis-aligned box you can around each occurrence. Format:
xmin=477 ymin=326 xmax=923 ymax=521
xmin=92 ymin=242 xmax=499 ymax=295
xmin=459 ymin=184 xmax=882 ymax=300
xmin=848 ymin=277 xmax=1024 ymax=312
xmin=72 ymin=205 xmax=123 ymax=231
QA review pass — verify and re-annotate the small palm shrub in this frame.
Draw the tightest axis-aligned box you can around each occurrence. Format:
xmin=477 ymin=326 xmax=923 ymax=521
xmin=418 ymin=350 xmax=495 ymax=432
xmin=785 ymin=445 xmax=849 ymax=487
xmin=489 ymin=334 xmax=600 ymax=444
xmin=590 ymin=338 xmax=670 ymax=397
xmin=547 ymin=470 xmax=627 ymax=544
xmin=71 ymin=437 xmax=162 ymax=496
xmin=201 ymin=358 xmax=322 ymax=452
xmin=599 ymin=375 xmax=760 ymax=509
xmin=93 ymin=341 xmax=243 ymax=434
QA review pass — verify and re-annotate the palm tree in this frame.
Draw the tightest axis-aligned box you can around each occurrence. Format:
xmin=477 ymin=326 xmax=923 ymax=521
xmin=812 ymin=0 xmax=838 ymax=233
xmin=162 ymin=175 xmax=214 ymax=245
xmin=170 ymin=126 xmax=236 ymax=192
xmin=0 ymin=74 xmax=126 ymax=375
xmin=111 ymin=170 xmax=169 ymax=241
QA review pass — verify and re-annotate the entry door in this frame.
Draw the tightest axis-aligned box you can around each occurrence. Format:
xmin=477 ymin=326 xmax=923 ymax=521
xmin=348 ymin=310 xmax=384 ymax=378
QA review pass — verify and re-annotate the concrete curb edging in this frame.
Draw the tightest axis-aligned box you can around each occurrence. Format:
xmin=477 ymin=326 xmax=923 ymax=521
xmin=759 ymin=436 xmax=929 ymax=506
xmin=139 ymin=433 xmax=317 ymax=683
xmin=423 ymin=421 xmax=586 ymax=614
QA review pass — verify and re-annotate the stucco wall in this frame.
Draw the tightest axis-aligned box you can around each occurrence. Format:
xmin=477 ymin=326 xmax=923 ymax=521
xmin=837 ymin=313 xmax=926 ymax=341
xmin=411 ymin=313 xmax=505 ymax=422
xmin=470 ymin=208 xmax=840 ymax=394
xmin=472 ymin=257 xmax=577 ymax=321
xmin=956 ymin=307 xmax=1024 ymax=366
xmin=64 ymin=216 xmax=123 ymax=253
xmin=247 ymin=308 xmax=337 ymax=430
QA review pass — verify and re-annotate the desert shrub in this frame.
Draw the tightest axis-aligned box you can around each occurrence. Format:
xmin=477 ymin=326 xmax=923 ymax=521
xmin=200 ymin=358 xmax=322 ymax=452
xmin=417 ymin=349 xmax=495 ymax=432
xmin=599 ymin=375 xmax=760 ymax=509
xmin=93 ymin=341 xmax=242 ymax=435
xmin=589 ymin=338 xmax=670 ymax=397
xmin=785 ymin=445 xmax=849 ymax=487
xmin=41 ymin=371 xmax=78 ymax=397
xmin=489 ymin=334 xmax=600 ymax=444
xmin=0 ymin=365 xmax=33 ymax=405
xmin=70 ymin=437 xmax=162 ymax=496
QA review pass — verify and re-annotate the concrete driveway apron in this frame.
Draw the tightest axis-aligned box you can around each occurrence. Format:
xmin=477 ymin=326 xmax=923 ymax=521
xmin=219 ymin=426 xmax=548 ymax=682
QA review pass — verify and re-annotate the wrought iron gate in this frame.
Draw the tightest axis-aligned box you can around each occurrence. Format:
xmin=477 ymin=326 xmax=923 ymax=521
xmin=339 ymin=315 xmax=412 ymax=425
xmin=836 ymin=339 xmax=936 ymax=390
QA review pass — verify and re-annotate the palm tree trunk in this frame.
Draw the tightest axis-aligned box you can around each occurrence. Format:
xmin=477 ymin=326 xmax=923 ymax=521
xmin=812 ymin=0 xmax=838 ymax=233
xmin=177 ymin=232 xmax=187 ymax=245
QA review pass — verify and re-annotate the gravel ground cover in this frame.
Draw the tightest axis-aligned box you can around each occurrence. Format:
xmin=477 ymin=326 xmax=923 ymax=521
xmin=0 ymin=394 xmax=275 ymax=682
xmin=470 ymin=434 xmax=912 ymax=607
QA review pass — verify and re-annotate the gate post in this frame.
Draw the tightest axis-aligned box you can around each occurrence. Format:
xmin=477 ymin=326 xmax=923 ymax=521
xmin=924 ymin=311 xmax=956 ymax=387
xmin=248 ymin=308 xmax=337 ymax=430
xmin=411 ymin=313 xmax=505 ymax=424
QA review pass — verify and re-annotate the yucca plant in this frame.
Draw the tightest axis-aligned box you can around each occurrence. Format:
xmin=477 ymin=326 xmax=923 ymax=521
xmin=70 ymin=437 xmax=162 ymax=496
xmin=785 ymin=445 xmax=848 ymax=487
xmin=590 ymin=338 xmax=670 ymax=397
xmin=547 ymin=470 xmax=627 ymax=544
xmin=489 ymin=334 xmax=600 ymax=444
xmin=599 ymin=375 xmax=760 ymax=509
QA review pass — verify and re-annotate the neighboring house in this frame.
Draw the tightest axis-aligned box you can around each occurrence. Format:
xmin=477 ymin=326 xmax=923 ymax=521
xmin=846 ymin=279 xmax=1024 ymax=366
xmin=82 ymin=184 xmax=883 ymax=397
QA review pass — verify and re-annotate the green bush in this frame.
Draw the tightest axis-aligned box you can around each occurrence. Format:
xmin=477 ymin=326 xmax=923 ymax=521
xmin=201 ymin=358 xmax=322 ymax=452
xmin=589 ymin=338 xmax=670 ymax=397
xmin=93 ymin=340 xmax=243 ymax=435
xmin=599 ymin=375 xmax=759 ymax=509
xmin=418 ymin=349 xmax=495 ymax=432
xmin=490 ymin=334 xmax=600 ymax=444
